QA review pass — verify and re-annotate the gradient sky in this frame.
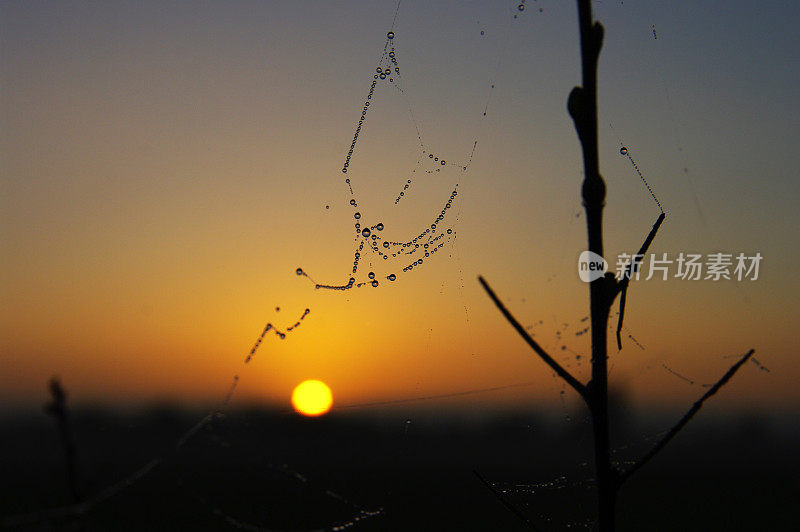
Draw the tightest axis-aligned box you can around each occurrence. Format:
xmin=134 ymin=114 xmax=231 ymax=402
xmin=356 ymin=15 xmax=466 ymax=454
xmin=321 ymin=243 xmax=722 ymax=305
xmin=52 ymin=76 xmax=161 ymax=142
xmin=2 ymin=0 xmax=799 ymax=415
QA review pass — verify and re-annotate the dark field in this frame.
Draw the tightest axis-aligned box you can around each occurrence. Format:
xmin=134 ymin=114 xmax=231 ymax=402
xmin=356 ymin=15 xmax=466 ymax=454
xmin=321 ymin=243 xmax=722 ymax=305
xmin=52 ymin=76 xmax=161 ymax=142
xmin=1 ymin=406 xmax=798 ymax=531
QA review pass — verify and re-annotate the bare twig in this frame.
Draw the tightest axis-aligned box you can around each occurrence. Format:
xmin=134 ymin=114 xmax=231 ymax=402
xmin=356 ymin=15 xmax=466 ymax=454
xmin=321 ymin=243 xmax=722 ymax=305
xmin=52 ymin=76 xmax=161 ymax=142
xmin=4 ymin=390 xmax=225 ymax=527
xmin=615 ymin=212 xmax=666 ymax=349
xmin=478 ymin=276 xmax=588 ymax=401
xmin=619 ymin=349 xmax=755 ymax=483
xmin=568 ymin=2 xmax=620 ymax=529
xmin=481 ymin=2 xmax=753 ymax=529
xmin=615 ymin=288 xmax=629 ymax=351
xmin=473 ymin=470 xmax=539 ymax=531
xmin=44 ymin=377 xmax=82 ymax=503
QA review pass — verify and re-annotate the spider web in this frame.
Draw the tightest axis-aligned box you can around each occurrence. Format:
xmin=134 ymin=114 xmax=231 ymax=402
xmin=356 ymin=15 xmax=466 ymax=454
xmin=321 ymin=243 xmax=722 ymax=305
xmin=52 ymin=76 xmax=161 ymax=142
xmin=1 ymin=2 xmax=549 ymax=530
xmin=4 ymin=2 xmax=762 ymax=530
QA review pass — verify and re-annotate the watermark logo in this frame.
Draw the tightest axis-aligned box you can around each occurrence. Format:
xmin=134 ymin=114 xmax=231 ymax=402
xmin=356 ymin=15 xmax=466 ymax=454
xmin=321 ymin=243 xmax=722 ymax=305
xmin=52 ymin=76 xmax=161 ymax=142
xmin=578 ymin=251 xmax=608 ymax=282
xmin=577 ymin=251 xmax=763 ymax=282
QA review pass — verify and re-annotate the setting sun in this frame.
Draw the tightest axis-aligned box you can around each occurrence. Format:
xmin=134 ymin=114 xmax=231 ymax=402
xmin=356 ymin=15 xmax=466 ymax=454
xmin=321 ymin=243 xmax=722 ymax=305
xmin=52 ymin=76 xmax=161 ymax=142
xmin=291 ymin=380 xmax=334 ymax=417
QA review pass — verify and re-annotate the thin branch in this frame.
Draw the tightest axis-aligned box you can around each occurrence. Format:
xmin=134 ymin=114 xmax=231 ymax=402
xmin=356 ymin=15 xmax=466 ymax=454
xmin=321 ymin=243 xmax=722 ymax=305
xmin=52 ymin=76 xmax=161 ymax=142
xmin=619 ymin=349 xmax=755 ymax=483
xmin=619 ymin=213 xmax=666 ymax=289
xmin=478 ymin=276 xmax=588 ymax=401
xmin=4 ymin=402 xmax=223 ymax=527
xmin=44 ymin=378 xmax=82 ymax=503
xmin=615 ymin=212 xmax=666 ymax=349
xmin=615 ymin=288 xmax=629 ymax=351
xmin=473 ymin=470 xmax=539 ymax=531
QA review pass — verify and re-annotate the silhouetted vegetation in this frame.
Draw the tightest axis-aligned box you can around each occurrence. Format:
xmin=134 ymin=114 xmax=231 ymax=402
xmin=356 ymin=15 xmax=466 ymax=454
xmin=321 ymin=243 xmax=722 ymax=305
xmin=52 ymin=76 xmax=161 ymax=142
xmin=479 ymin=2 xmax=755 ymax=530
xmin=2 ymin=405 xmax=798 ymax=530
xmin=43 ymin=378 xmax=82 ymax=504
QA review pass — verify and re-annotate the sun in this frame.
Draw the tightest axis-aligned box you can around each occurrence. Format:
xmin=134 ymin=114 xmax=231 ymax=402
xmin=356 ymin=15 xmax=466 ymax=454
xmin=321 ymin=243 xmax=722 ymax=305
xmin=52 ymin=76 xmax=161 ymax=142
xmin=291 ymin=380 xmax=333 ymax=417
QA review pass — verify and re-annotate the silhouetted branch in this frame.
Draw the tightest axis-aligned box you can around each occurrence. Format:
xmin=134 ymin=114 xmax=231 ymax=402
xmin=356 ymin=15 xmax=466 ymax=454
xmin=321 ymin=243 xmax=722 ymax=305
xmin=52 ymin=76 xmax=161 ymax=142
xmin=473 ymin=470 xmax=539 ymax=531
xmin=1 ymin=457 xmax=163 ymax=528
xmin=478 ymin=276 xmax=588 ymax=401
xmin=483 ymin=1 xmax=754 ymax=529
xmin=569 ymin=2 xmax=620 ymax=529
xmin=615 ymin=289 xmax=629 ymax=351
xmin=6 ymin=398 xmax=218 ymax=527
xmin=44 ymin=377 xmax=82 ymax=503
xmin=619 ymin=349 xmax=755 ymax=483
xmin=615 ymin=212 xmax=666 ymax=349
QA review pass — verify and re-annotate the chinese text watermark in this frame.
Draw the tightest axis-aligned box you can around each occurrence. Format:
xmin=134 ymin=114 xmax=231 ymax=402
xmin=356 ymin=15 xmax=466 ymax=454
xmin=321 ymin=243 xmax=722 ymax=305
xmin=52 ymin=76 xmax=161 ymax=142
xmin=578 ymin=252 xmax=762 ymax=282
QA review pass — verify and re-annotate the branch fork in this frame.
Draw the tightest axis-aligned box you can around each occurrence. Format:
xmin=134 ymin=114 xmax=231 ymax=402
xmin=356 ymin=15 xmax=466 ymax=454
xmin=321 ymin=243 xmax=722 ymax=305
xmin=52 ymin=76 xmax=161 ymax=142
xmin=477 ymin=3 xmax=755 ymax=530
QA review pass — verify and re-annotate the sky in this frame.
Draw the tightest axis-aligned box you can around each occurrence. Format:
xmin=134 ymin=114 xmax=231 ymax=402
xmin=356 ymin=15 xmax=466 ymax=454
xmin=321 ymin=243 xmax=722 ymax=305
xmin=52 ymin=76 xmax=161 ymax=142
xmin=2 ymin=0 xmax=799 ymax=416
